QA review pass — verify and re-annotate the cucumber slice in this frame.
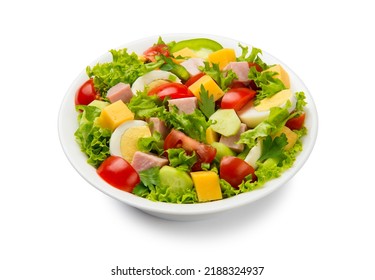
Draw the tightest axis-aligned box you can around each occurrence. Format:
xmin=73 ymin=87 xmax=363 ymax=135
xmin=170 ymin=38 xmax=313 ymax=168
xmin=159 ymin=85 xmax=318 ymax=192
xmin=159 ymin=166 xmax=193 ymax=194
xmin=209 ymin=109 xmax=241 ymax=137
xmin=210 ymin=142 xmax=236 ymax=161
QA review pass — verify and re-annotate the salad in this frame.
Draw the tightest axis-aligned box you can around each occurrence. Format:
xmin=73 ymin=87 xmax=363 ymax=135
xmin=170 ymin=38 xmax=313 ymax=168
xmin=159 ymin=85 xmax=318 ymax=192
xmin=74 ymin=36 xmax=308 ymax=204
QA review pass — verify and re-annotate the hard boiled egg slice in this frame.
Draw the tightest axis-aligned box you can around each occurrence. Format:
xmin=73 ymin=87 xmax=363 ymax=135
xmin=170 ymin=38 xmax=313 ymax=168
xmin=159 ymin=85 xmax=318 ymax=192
xmin=109 ymin=120 xmax=151 ymax=163
xmin=238 ymin=89 xmax=297 ymax=128
xmin=131 ymin=70 xmax=181 ymax=95
xmin=244 ymin=140 xmax=263 ymax=170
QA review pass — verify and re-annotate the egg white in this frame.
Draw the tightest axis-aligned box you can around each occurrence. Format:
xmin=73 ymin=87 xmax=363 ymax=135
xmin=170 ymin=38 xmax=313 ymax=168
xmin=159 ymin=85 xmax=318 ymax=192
xmin=131 ymin=70 xmax=181 ymax=94
xmin=238 ymin=90 xmax=297 ymax=128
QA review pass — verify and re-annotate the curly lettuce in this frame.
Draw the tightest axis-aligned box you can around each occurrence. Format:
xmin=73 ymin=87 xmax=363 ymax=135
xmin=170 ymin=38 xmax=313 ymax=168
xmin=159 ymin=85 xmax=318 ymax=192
xmin=86 ymin=48 xmax=147 ymax=96
xmin=74 ymin=105 xmax=111 ymax=168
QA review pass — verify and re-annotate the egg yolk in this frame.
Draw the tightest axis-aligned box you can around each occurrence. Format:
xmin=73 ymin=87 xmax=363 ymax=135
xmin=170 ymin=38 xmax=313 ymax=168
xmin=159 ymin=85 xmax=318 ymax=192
xmin=120 ymin=126 xmax=151 ymax=163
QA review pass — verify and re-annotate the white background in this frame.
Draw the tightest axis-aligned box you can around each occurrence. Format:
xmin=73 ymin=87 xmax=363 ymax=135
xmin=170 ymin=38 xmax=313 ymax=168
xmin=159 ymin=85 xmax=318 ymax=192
xmin=1 ymin=0 xmax=374 ymax=279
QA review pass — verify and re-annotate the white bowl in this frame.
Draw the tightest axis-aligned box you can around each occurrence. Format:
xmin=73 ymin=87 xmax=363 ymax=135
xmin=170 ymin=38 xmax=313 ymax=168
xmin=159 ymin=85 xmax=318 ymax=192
xmin=58 ymin=34 xmax=318 ymax=221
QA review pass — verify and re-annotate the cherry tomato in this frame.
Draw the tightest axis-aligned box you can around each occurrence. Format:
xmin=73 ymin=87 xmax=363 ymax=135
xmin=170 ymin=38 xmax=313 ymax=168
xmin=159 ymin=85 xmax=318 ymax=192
xmin=75 ymin=78 xmax=98 ymax=105
xmin=220 ymin=156 xmax=256 ymax=188
xmin=286 ymin=112 xmax=306 ymax=130
xmin=248 ymin=62 xmax=263 ymax=72
xmin=97 ymin=156 xmax=140 ymax=192
xmin=229 ymin=81 xmax=247 ymax=89
xmin=221 ymin=88 xmax=256 ymax=111
xmin=143 ymin=44 xmax=170 ymax=62
xmin=164 ymin=129 xmax=216 ymax=169
xmin=148 ymin=83 xmax=194 ymax=100
xmin=184 ymin=73 xmax=205 ymax=87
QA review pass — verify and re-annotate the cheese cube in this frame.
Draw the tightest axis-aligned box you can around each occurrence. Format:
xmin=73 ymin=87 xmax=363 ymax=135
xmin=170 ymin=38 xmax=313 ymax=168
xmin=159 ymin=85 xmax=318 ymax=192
xmin=207 ymin=48 xmax=236 ymax=70
xmin=172 ymin=47 xmax=197 ymax=63
xmin=274 ymin=126 xmax=298 ymax=150
xmin=264 ymin=64 xmax=290 ymax=88
xmin=206 ymin=127 xmax=219 ymax=144
xmin=188 ymin=75 xmax=224 ymax=101
xmin=190 ymin=171 xmax=222 ymax=202
xmin=98 ymin=100 xmax=134 ymax=131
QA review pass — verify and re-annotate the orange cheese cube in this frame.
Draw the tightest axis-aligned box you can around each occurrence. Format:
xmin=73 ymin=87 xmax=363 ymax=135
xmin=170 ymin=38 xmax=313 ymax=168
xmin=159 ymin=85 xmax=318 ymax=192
xmin=206 ymin=127 xmax=219 ymax=144
xmin=188 ymin=75 xmax=224 ymax=101
xmin=264 ymin=64 xmax=290 ymax=88
xmin=98 ymin=100 xmax=134 ymax=131
xmin=207 ymin=48 xmax=236 ymax=70
xmin=191 ymin=171 xmax=222 ymax=202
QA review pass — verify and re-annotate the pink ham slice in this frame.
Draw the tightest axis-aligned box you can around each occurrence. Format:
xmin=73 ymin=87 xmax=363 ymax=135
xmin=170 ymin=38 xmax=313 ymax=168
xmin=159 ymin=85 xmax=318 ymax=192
xmin=148 ymin=117 xmax=169 ymax=139
xmin=131 ymin=151 xmax=169 ymax=172
xmin=180 ymin=58 xmax=205 ymax=76
xmin=106 ymin=82 xmax=133 ymax=103
xmin=168 ymin=97 xmax=197 ymax=114
xmin=223 ymin=62 xmax=250 ymax=82
xmin=219 ymin=123 xmax=247 ymax=152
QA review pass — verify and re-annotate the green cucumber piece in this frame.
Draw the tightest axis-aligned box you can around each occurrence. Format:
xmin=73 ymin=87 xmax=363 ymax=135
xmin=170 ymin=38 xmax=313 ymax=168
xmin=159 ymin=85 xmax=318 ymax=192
xmin=159 ymin=166 xmax=193 ymax=194
xmin=88 ymin=100 xmax=109 ymax=109
xmin=209 ymin=109 xmax=241 ymax=137
xmin=210 ymin=142 xmax=236 ymax=161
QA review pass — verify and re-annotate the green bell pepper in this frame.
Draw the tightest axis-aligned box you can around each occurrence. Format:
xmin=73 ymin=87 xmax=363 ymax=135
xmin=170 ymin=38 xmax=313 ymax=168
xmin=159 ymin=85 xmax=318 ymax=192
xmin=170 ymin=38 xmax=223 ymax=55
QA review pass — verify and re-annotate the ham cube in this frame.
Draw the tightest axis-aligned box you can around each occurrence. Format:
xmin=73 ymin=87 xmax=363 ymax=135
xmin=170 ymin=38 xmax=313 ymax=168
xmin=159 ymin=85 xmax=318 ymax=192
xmin=106 ymin=82 xmax=133 ymax=103
xmin=219 ymin=123 xmax=247 ymax=152
xmin=223 ymin=62 xmax=250 ymax=82
xmin=180 ymin=58 xmax=205 ymax=76
xmin=131 ymin=151 xmax=169 ymax=172
xmin=148 ymin=117 xmax=169 ymax=139
xmin=168 ymin=97 xmax=197 ymax=114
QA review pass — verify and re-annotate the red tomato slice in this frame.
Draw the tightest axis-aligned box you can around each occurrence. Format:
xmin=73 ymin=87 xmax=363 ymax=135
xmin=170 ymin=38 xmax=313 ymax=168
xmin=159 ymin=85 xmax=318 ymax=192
xmin=184 ymin=73 xmax=205 ymax=87
xmin=220 ymin=156 xmax=256 ymax=188
xmin=286 ymin=112 xmax=306 ymax=130
xmin=75 ymin=79 xmax=98 ymax=105
xmin=97 ymin=156 xmax=140 ymax=192
xmin=148 ymin=83 xmax=194 ymax=100
xmin=164 ymin=129 xmax=216 ymax=167
xmin=143 ymin=44 xmax=170 ymax=62
xmin=221 ymin=88 xmax=256 ymax=111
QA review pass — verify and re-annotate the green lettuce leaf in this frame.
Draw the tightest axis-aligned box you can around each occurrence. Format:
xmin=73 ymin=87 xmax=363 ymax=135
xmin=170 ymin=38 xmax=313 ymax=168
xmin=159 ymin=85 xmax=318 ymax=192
xmin=127 ymin=90 xmax=164 ymax=119
xmin=161 ymin=106 xmax=210 ymax=143
xmin=166 ymin=148 xmax=198 ymax=172
xmin=249 ymin=67 xmax=286 ymax=105
xmin=74 ymin=105 xmax=111 ymax=168
xmin=86 ymin=48 xmax=147 ymax=96
xmin=237 ymin=43 xmax=268 ymax=70
xmin=137 ymin=131 xmax=164 ymax=155
xmin=239 ymin=104 xmax=291 ymax=149
xmin=200 ymin=61 xmax=237 ymax=90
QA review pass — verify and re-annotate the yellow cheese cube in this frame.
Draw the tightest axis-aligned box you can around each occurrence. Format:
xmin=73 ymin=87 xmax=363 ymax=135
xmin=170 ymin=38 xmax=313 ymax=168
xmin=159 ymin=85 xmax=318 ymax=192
xmin=264 ymin=64 xmax=290 ymax=88
xmin=207 ymin=48 xmax=236 ymax=70
xmin=190 ymin=171 xmax=222 ymax=202
xmin=172 ymin=47 xmax=197 ymax=63
xmin=98 ymin=100 xmax=134 ymax=131
xmin=206 ymin=127 xmax=219 ymax=144
xmin=274 ymin=126 xmax=298 ymax=150
xmin=188 ymin=75 xmax=224 ymax=101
